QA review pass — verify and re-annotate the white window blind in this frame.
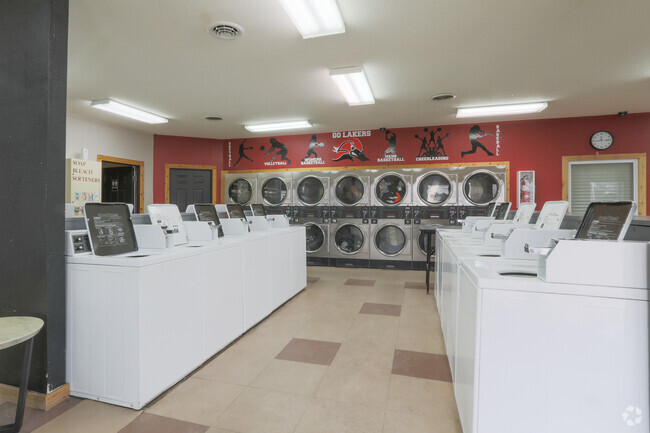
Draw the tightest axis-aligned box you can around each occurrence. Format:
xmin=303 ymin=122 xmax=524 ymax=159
xmin=569 ymin=160 xmax=636 ymax=214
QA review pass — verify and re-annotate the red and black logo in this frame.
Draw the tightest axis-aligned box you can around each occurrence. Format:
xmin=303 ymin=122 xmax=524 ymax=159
xmin=332 ymin=138 xmax=369 ymax=162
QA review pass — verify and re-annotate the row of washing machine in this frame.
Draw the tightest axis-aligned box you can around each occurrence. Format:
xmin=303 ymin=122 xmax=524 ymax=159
xmin=224 ymin=166 xmax=508 ymax=269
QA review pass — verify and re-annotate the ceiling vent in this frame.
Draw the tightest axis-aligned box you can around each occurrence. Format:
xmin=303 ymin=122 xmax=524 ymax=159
xmin=205 ymin=116 xmax=223 ymax=121
xmin=208 ymin=22 xmax=244 ymax=40
xmin=430 ymin=93 xmax=456 ymax=101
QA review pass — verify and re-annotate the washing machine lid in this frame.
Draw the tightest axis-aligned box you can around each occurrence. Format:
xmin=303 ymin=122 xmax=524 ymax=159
xmin=261 ymin=177 xmax=288 ymax=205
xmin=305 ymin=223 xmax=325 ymax=253
xmin=250 ymin=203 xmax=266 ymax=216
xmin=574 ymin=201 xmax=637 ymax=240
xmin=335 ymin=175 xmax=365 ymax=205
xmin=228 ymin=178 xmax=253 ymax=204
xmin=226 ymin=204 xmax=246 ymax=219
xmin=84 ymin=203 xmax=138 ymax=256
xmin=417 ymin=173 xmax=452 ymax=205
xmin=376 ymin=174 xmax=407 ymax=205
xmin=463 ymin=171 xmax=500 ymax=205
xmin=297 ymin=176 xmax=325 ymax=205
xmin=375 ymin=224 xmax=407 ymax=256
xmin=194 ymin=204 xmax=221 ymax=225
xmin=335 ymin=223 xmax=364 ymax=254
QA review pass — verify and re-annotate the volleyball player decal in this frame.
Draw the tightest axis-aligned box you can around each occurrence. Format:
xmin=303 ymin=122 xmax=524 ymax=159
xmin=263 ymin=137 xmax=291 ymax=166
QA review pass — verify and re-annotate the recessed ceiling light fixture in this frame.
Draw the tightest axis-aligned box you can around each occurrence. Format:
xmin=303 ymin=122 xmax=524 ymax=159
xmin=244 ymin=120 xmax=313 ymax=133
xmin=329 ymin=66 xmax=375 ymax=106
xmin=279 ymin=0 xmax=345 ymax=38
xmin=456 ymin=102 xmax=548 ymax=118
xmin=90 ymin=99 xmax=168 ymax=124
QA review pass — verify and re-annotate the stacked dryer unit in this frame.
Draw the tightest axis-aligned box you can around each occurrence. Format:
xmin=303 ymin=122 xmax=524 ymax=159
xmin=369 ymin=170 xmax=413 ymax=269
xmin=257 ymin=172 xmax=293 ymax=218
xmin=225 ymin=173 xmax=257 ymax=207
xmin=457 ymin=165 xmax=507 ymax=221
xmin=292 ymin=171 xmax=331 ymax=266
xmin=329 ymin=170 xmax=371 ymax=268
xmin=412 ymin=167 xmax=459 ymax=270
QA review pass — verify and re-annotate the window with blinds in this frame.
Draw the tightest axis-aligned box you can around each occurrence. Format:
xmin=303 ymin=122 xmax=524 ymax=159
xmin=569 ymin=160 xmax=637 ymax=214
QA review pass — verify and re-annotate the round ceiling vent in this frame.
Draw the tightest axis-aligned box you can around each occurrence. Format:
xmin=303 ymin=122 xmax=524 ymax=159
xmin=430 ymin=93 xmax=456 ymax=101
xmin=208 ymin=21 xmax=244 ymax=40
xmin=205 ymin=116 xmax=223 ymax=121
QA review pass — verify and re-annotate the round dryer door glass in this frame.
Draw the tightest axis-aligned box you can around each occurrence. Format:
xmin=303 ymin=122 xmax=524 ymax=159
xmin=335 ymin=224 xmax=364 ymax=254
xmin=304 ymin=223 xmax=325 ymax=253
xmin=375 ymin=175 xmax=407 ymax=205
xmin=464 ymin=172 xmax=499 ymax=205
xmin=228 ymin=179 xmax=252 ymax=204
xmin=417 ymin=231 xmax=434 ymax=255
xmin=375 ymin=225 xmax=406 ymax=256
xmin=297 ymin=177 xmax=324 ymax=205
xmin=418 ymin=174 xmax=451 ymax=205
xmin=335 ymin=176 xmax=364 ymax=205
xmin=262 ymin=178 xmax=288 ymax=205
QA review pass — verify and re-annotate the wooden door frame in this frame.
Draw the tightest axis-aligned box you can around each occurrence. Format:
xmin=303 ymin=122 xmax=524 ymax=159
xmin=165 ymin=164 xmax=218 ymax=204
xmin=97 ymin=154 xmax=145 ymax=213
xmin=562 ymin=153 xmax=646 ymax=215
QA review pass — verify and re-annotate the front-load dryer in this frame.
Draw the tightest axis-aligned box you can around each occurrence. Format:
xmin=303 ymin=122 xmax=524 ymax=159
xmin=294 ymin=205 xmax=329 ymax=266
xmin=371 ymin=170 xmax=412 ymax=206
xmin=457 ymin=165 xmax=507 ymax=220
xmin=329 ymin=206 xmax=370 ymax=268
xmin=293 ymin=171 xmax=330 ymax=206
xmin=330 ymin=170 xmax=371 ymax=206
xmin=225 ymin=173 xmax=257 ymax=206
xmin=257 ymin=173 xmax=293 ymax=217
xmin=369 ymin=206 xmax=413 ymax=269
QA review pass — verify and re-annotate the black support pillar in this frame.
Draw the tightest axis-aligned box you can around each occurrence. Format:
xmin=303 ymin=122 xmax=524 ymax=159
xmin=0 ymin=0 xmax=68 ymax=395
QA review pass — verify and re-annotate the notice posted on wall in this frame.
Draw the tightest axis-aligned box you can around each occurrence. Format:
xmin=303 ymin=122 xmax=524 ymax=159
xmin=84 ymin=203 xmax=138 ymax=256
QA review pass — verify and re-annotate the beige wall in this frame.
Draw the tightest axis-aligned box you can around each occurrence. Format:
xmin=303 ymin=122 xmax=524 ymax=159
xmin=66 ymin=113 xmax=154 ymax=208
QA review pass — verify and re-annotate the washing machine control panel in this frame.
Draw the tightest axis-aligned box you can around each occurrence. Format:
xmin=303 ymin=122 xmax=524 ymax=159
xmin=330 ymin=206 xmax=368 ymax=224
xmin=412 ymin=206 xmax=458 ymax=225
xmin=370 ymin=206 xmax=411 ymax=225
xmin=295 ymin=206 xmax=329 ymax=223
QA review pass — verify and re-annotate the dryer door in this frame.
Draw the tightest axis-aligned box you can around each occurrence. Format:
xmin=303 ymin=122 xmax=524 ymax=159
xmin=228 ymin=178 xmax=254 ymax=204
xmin=335 ymin=175 xmax=365 ymax=205
xmin=375 ymin=174 xmax=407 ymax=205
xmin=417 ymin=231 xmax=434 ymax=255
xmin=335 ymin=224 xmax=364 ymax=254
xmin=261 ymin=177 xmax=289 ymax=205
xmin=305 ymin=223 xmax=326 ymax=253
xmin=297 ymin=176 xmax=325 ymax=205
xmin=417 ymin=174 xmax=452 ymax=205
xmin=375 ymin=224 xmax=407 ymax=256
xmin=463 ymin=171 xmax=500 ymax=205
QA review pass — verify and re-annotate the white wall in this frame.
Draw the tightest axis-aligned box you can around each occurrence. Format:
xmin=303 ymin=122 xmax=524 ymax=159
xmin=66 ymin=113 xmax=154 ymax=208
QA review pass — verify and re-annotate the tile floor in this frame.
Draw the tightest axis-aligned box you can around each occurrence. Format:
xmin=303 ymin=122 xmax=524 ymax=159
xmin=0 ymin=267 xmax=461 ymax=433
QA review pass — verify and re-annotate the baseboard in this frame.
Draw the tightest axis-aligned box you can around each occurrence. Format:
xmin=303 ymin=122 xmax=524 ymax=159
xmin=0 ymin=383 xmax=69 ymax=411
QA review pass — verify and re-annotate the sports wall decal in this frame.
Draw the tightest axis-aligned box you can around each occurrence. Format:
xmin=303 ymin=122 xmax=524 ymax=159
xmin=300 ymin=134 xmax=325 ymax=165
xmin=461 ymin=124 xmax=503 ymax=158
xmin=225 ymin=123 xmax=509 ymax=169
xmin=263 ymin=137 xmax=291 ymax=166
xmin=415 ymin=127 xmax=450 ymax=161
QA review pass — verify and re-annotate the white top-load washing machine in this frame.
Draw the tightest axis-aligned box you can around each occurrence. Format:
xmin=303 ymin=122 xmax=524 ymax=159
xmin=224 ymin=173 xmax=257 ymax=206
xmin=452 ymin=202 xmax=646 ymax=433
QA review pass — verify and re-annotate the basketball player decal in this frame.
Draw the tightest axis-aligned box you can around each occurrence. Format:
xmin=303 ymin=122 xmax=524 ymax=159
xmin=377 ymin=127 xmax=404 ymax=162
xmin=301 ymin=134 xmax=325 ymax=165
xmin=332 ymin=138 xmax=370 ymax=162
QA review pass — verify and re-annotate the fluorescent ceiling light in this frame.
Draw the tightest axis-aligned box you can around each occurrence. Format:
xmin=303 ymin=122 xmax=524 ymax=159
xmin=244 ymin=120 xmax=313 ymax=133
xmin=90 ymin=99 xmax=168 ymax=124
xmin=456 ymin=102 xmax=548 ymax=118
xmin=279 ymin=0 xmax=345 ymax=38
xmin=329 ymin=66 xmax=375 ymax=106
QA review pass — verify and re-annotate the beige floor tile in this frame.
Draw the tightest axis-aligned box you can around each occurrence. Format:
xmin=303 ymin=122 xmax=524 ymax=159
xmin=250 ymin=359 xmax=328 ymax=396
xmin=331 ymin=340 xmax=396 ymax=371
xmin=146 ymin=378 xmax=243 ymax=425
xmin=386 ymin=375 xmax=459 ymax=419
xmin=319 ymin=297 xmax=367 ymax=314
xmin=228 ymin=332 xmax=294 ymax=359
xmin=296 ymin=311 xmax=356 ymax=342
xmin=294 ymin=398 xmax=384 ymax=433
xmin=382 ymin=408 xmax=463 ymax=433
xmin=32 ymin=400 xmax=140 ymax=433
xmin=345 ymin=314 xmax=399 ymax=347
xmin=249 ymin=314 xmax=309 ymax=338
xmin=396 ymin=324 xmax=446 ymax=354
xmin=365 ymin=287 xmax=404 ymax=305
xmin=193 ymin=350 xmax=271 ymax=385
xmin=315 ymin=364 xmax=392 ymax=408
xmin=215 ymin=387 xmax=310 ymax=433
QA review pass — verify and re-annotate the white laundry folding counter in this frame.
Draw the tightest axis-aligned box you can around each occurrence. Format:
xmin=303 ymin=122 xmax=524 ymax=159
xmin=65 ymin=226 xmax=306 ymax=409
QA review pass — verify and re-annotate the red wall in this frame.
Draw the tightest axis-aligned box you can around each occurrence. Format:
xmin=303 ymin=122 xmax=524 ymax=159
xmin=153 ymin=135 xmax=224 ymax=203
xmin=153 ymin=113 xmax=649 ymax=212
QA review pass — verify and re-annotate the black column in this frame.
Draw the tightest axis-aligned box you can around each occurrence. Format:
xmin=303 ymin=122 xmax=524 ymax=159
xmin=0 ymin=0 xmax=68 ymax=394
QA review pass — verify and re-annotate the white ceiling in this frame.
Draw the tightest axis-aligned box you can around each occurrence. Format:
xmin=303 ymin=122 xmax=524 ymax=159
xmin=67 ymin=0 xmax=650 ymax=139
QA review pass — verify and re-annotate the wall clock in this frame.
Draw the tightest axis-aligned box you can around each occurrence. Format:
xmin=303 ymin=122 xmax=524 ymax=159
xmin=590 ymin=131 xmax=614 ymax=150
